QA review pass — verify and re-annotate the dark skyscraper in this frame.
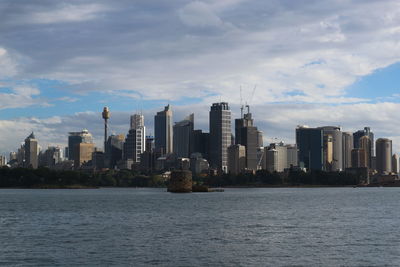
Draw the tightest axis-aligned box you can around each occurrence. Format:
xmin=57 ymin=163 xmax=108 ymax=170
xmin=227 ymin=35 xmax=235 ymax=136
xmin=105 ymin=134 xmax=124 ymax=169
xmin=190 ymin=130 xmax=209 ymax=160
xmin=296 ymin=126 xmax=324 ymax=170
xmin=235 ymin=106 xmax=261 ymax=171
xmin=209 ymin=102 xmax=231 ymax=172
xmin=173 ymin=114 xmax=194 ymax=158
xmin=154 ymin=105 xmax=173 ymax=155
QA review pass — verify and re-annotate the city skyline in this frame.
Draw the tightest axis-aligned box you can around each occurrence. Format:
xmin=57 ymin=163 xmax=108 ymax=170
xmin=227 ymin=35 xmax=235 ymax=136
xmin=1 ymin=0 xmax=400 ymax=155
xmin=0 ymin=102 xmax=399 ymax=158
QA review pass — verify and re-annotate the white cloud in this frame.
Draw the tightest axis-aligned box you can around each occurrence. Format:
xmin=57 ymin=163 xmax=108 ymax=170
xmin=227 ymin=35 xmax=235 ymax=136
xmin=27 ymin=4 xmax=107 ymax=24
xmin=0 ymin=47 xmax=18 ymax=78
xmin=1 ymin=0 xmax=400 ymax=156
xmin=178 ymin=1 xmax=225 ymax=28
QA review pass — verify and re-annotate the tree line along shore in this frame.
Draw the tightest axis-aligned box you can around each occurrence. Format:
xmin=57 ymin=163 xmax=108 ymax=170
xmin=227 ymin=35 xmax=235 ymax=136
xmin=0 ymin=167 xmax=369 ymax=189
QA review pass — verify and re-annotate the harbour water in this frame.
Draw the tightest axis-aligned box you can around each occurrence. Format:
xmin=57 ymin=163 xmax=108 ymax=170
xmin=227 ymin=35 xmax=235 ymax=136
xmin=1 ymin=187 xmax=400 ymax=266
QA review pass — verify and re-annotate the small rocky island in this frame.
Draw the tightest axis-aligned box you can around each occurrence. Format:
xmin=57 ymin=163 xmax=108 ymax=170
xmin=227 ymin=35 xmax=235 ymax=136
xmin=167 ymin=170 xmax=223 ymax=193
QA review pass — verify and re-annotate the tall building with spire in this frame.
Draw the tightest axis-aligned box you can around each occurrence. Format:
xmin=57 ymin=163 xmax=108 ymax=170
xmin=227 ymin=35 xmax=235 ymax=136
xmin=209 ymin=102 xmax=231 ymax=173
xmin=154 ymin=105 xmax=173 ymax=155
xmin=24 ymin=132 xmax=38 ymax=169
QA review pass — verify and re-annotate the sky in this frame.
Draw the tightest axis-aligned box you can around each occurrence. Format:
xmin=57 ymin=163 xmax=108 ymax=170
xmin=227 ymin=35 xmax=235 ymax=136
xmin=1 ymin=0 xmax=400 ymax=156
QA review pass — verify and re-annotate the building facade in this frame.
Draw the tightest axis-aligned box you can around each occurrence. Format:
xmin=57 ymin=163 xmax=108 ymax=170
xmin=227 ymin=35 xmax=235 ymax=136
xmin=68 ymin=129 xmax=93 ymax=161
xmin=24 ymin=132 xmax=38 ymax=169
xmin=376 ymin=138 xmax=392 ymax=174
xmin=209 ymin=102 xmax=231 ymax=173
xmin=124 ymin=114 xmax=145 ymax=163
xmin=173 ymin=114 xmax=194 ymax=158
xmin=319 ymin=126 xmax=343 ymax=171
xmin=296 ymin=126 xmax=324 ymax=171
xmin=228 ymin=144 xmax=246 ymax=175
xmin=342 ymin=132 xmax=354 ymax=169
xmin=154 ymin=105 xmax=173 ymax=155
xmin=235 ymin=108 xmax=262 ymax=171
xmin=74 ymin=143 xmax=94 ymax=168
xmin=353 ymin=127 xmax=374 ymax=156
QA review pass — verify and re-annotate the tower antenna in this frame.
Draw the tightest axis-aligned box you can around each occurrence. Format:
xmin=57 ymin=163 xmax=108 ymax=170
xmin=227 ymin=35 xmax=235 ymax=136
xmin=240 ymin=85 xmax=244 ymax=118
xmin=102 ymin=107 xmax=110 ymax=153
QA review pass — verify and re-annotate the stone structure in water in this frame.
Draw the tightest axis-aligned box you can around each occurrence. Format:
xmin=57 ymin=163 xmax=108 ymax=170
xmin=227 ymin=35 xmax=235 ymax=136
xmin=168 ymin=170 xmax=192 ymax=193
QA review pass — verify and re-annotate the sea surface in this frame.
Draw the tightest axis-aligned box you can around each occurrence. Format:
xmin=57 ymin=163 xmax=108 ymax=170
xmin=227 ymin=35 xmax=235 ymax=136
xmin=1 ymin=187 xmax=400 ymax=266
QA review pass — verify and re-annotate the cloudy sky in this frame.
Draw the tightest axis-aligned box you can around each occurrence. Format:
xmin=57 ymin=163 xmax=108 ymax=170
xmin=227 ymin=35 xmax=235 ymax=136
xmin=1 ymin=0 xmax=400 ymax=156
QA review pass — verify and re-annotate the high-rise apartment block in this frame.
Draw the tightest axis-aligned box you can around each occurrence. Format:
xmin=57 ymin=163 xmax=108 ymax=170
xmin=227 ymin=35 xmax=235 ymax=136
xmin=209 ymin=102 xmax=231 ymax=173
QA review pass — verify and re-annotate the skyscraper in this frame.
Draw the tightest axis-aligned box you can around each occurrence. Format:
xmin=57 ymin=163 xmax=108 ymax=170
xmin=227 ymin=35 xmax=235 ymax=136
xmin=124 ymin=114 xmax=146 ymax=163
xmin=264 ymin=142 xmax=287 ymax=172
xmin=74 ymin=143 xmax=94 ymax=168
xmin=173 ymin=114 xmax=194 ymax=158
xmin=342 ymin=132 xmax=354 ymax=169
xmin=319 ymin=126 xmax=343 ymax=171
xmin=376 ymin=138 xmax=392 ymax=174
xmin=209 ymin=102 xmax=231 ymax=172
xmin=235 ymin=106 xmax=262 ymax=171
xmin=392 ymin=154 xmax=399 ymax=174
xmin=68 ymin=129 xmax=93 ymax=161
xmin=353 ymin=127 xmax=374 ymax=156
xmin=359 ymin=136 xmax=372 ymax=168
xmin=227 ymin=144 xmax=246 ymax=175
xmin=24 ymin=132 xmax=38 ymax=169
xmin=296 ymin=126 xmax=324 ymax=171
xmin=190 ymin=130 xmax=210 ymax=160
xmin=0 ymin=155 xmax=6 ymax=167
xmin=40 ymin=146 xmax=62 ymax=167
xmin=154 ymin=105 xmax=173 ymax=155
xmin=106 ymin=134 xmax=124 ymax=169
xmin=264 ymin=148 xmax=278 ymax=173
xmin=351 ymin=148 xmax=367 ymax=168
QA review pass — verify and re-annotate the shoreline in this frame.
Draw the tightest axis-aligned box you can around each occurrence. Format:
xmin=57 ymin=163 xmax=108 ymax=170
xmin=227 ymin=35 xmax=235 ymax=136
xmin=0 ymin=184 xmax=397 ymax=189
